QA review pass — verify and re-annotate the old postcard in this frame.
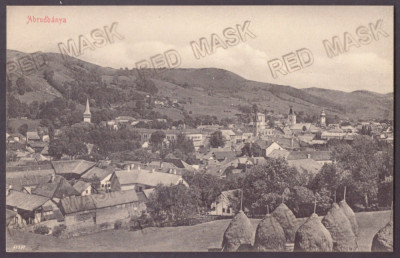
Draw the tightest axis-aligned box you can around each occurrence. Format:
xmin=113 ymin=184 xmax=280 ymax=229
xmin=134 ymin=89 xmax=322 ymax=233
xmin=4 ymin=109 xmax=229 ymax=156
xmin=5 ymin=5 xmax=393 ymax=252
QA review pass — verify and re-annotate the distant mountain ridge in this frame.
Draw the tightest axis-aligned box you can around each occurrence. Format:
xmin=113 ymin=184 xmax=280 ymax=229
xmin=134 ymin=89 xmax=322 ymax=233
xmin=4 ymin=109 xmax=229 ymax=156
xmin=6 ymin=49 xmax=393 ymax=121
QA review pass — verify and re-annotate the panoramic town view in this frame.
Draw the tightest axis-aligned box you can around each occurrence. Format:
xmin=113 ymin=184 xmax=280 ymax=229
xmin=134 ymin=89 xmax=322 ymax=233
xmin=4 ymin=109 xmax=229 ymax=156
xmin=5 ymin=6 xmax=393 ymax=252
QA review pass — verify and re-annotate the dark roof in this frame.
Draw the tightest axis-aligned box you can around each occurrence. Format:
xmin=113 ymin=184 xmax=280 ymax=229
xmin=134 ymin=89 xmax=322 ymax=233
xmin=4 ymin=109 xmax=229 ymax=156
xmin=257 ymin=140 xmax=274 ymax=149
xmin=92 ymin=190 xmax=139 ymax=209
xmin=213 ymin=151 xmax=238 ymax=161
xmin=7 ymin=191 xmax=50 ymax=211
xmin=137 ymin=192 xmax=148 ymax=203
xmin=6 ymin=164 xmax=53 ymax=172
xmin=60 ymin=195 xmax=96 ymax=214
xmin=60 ymin=190 xmax=140 ymax=214
xmin=54 ymin=209 xmax=65 ymax=222
xmin=81 ymin=166 xmax=113 ymax=181
xmin=52 ymin=160 xmax=96 ymax=175
xmin=287 ymin=151 xmax=331 ymax=161
xmin=6 ymin=174 xmax=53 ymax=190
xmin=28 ymin=142 xmax=48 ymax=148
xmin=6 ymin=209 xmax=17 ymax=220
xmin=32 ymin=176 xmax=80 ymax=199
xmin=73 ymin=181 xmax=92 ymax=193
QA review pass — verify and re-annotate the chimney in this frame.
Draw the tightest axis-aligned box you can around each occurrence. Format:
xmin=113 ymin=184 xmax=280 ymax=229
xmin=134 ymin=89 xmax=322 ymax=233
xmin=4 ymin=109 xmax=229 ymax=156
xmin=307 ymin=154 xmax=311 ymax=159
xmin=50 ymin=174 xmax=55 ymax=182
xmin=173 ymin=169 xmax=177 ymax=175
xmin=131 ymin=164 xmax=135 ymax=169
xmin=127 ymin=165 xmax=130 ymax=171
xmin=291 ymin=138 xmax=294 ymax=148
xmin=138 ymin=165 xmax=141 ymax=171
xmin=169 ymin=168 xmax=173 ymax=174
xmin=160 ymin=161 xmax=163 ymax=168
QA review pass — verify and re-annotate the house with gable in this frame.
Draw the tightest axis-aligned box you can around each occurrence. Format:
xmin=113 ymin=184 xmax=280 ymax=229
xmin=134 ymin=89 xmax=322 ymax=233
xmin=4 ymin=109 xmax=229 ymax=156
xmin=110 ymin=167 xmax=189 ymax=192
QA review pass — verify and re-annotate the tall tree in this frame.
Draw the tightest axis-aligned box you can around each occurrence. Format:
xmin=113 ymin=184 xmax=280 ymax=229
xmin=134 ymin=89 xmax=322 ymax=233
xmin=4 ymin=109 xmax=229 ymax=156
xmin=210 ymin=131 xmax=226 ymax=148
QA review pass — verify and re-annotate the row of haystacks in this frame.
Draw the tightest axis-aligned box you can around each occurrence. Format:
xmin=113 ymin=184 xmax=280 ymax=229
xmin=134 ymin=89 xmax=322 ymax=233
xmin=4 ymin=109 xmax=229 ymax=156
xmin=222 ymin=197 xmax=361 ymax=252
xmin=222 ymin=203 xmax=298 ymax=252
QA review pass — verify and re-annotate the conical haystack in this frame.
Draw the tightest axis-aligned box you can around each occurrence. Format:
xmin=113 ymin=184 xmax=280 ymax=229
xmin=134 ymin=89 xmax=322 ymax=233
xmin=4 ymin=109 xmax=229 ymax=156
xmin=294 ymin=213 xmax=333 ymax=252
xmin=321 ymin=203 xmax=357 ymax=251
xmin=254 ymin=214 xmax=286 ymax=251
xmin=222 ymin=210 xmax=254 ymax=252
xmin=371 ymin=220 xmax=393 ymax=252
xmin=272 ymin=203 xmax=297 ymax=242
xmin=338 ymin=199 xmax=358 ymax=237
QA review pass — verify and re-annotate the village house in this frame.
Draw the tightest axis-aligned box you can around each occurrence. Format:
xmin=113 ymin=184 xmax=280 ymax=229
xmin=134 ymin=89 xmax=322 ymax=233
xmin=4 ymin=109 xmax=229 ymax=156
xmin=31 ymin=175 xmax=80 ymax=202
xmin=110 ymin=167 xmax=189 ymax=192
xmin=209 ymin=189 xmax=241 ymax=216
xmin=73 ymin=181 xmax=93 ymax=196
xmin=268 ymin=149 xmax=290 ymax=160
xmin=6 ymin=190 xmax=56 ymax=226
xmin=60 ymin=190 xmax=146 ymax=230
xmin=257 ymin=141 xmax=285 ymax=157
xmin=81 ymin=166 xmax=114 ymax=192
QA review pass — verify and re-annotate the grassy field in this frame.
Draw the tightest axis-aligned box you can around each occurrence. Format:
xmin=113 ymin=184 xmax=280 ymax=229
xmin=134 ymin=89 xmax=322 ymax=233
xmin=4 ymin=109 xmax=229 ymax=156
xmin=7 ymin=210 xmax=391 ymax=252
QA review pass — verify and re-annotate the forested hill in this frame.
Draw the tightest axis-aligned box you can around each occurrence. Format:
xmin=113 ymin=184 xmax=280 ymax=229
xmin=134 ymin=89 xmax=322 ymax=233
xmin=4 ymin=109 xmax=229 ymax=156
xmin=6 ymin=49 xmax=393 ymax=122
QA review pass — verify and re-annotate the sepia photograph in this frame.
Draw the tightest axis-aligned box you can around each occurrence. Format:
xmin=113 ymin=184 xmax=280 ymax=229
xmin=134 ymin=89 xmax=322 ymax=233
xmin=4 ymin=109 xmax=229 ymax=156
xmin=5 ymin=5 xmax=394 ymax=253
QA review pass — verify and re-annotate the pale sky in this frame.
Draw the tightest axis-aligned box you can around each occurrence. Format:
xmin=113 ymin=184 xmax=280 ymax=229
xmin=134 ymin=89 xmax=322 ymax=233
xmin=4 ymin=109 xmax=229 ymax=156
xmin=7 ymin=6 xmax=393 ymax=93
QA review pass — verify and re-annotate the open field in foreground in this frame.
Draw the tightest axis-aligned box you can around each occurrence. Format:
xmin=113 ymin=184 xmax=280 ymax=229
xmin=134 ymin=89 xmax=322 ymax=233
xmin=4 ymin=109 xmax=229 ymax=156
xmin=7 ymin=210 xmax=391 ymax=252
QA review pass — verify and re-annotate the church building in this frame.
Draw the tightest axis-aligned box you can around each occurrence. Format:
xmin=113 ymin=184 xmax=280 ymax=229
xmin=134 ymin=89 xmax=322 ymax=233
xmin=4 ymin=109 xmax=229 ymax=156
xmin=320 ymin=109 xmax=326 ymax=127
xmin=287 ymin=106 xmax=296 ymax=126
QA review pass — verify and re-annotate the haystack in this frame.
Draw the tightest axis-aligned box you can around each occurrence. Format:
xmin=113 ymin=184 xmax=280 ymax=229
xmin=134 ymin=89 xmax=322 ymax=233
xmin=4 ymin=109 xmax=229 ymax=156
xmin=272 ymin=203 xmax=297 ymax=242
xmin=371 ymin=220 xmax=393 ymax=252
xmin=222 ymin=210 xmax=254 ymax=252
xmin=254 ymin=214 xmax=286 ymax=251
xmin=338 ymin=199 xmax=358 ymax=237
xmin=339 ymin=187 xmax=358 ymax=237
xmin=321 ymin=203 xmax=357 ymax=251
xmin=294 ymin=213 xmax=333 ymax=252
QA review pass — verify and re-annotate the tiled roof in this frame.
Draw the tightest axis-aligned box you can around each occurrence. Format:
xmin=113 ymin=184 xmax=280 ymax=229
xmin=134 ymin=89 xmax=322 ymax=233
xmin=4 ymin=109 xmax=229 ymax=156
xmin=61 ymin=189 xmax=139 ymax=214
xmin=288 ymin=159 xmax=323 ymax=174
xmin=52 ymin=160 xmax=96 ymax=175
xmin=82 ymin=166 xmax=113 ymax=181
xmin=213 ymin=151 xmax=238 ymax=161
xmin=287 ymin=151 xmax=331 ymax=161
xmin=27 ymin=131 xmax=40 ymax=140
xmin=7 ymin=191 xmax=50 ymax=211
xmin=143 ymin=188 xmax=154 ymax=199
xmin=60 ymin=195 xmax=96 ymax=214
xmin=6 ymin=174 xmax=53 ymax=190
xmin=73 ymin=181 xmax=92 ymax=193
xmin=114 ymin=169 xmax=186 ymax=187
xmin=91 ymin=190 xmax=139 ymax=209
xmin=32 ymin=175 xmax=80 ymax=199
xmin=268 ymin=149 xmax=290 ymax=159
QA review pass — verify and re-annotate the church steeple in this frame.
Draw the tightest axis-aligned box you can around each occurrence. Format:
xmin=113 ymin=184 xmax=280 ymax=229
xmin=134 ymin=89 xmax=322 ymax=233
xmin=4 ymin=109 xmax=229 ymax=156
xmin=320 ymin=109 xmax=326 ymax=127
xmin=83 ymin=98 xmax=91 ymax=123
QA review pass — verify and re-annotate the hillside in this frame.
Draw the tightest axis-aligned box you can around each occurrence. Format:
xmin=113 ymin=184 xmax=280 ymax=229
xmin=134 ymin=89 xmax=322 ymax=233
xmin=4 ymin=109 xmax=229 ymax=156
xmin=6 ymin=49 xmax=393 ymax=121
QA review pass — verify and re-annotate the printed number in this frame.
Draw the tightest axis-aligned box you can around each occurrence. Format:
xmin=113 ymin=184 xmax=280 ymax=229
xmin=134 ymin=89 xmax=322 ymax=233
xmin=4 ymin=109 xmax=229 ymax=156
xmin=13 ymin=245 xmax=25 ymax=250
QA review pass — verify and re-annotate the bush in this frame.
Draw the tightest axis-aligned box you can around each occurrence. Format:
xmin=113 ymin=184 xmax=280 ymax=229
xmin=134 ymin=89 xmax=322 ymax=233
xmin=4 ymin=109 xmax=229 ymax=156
xmin=52 ymin=224 xmax=67 ymax=237
xmin=114 ymin=220 xmax=122 ymax=230
xmin=34 ymin=225 xmax=50 ymax=235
